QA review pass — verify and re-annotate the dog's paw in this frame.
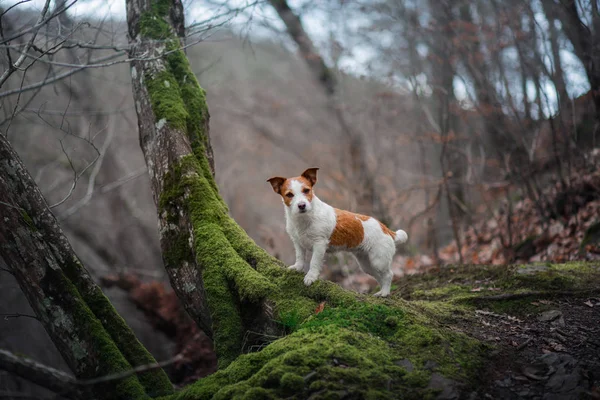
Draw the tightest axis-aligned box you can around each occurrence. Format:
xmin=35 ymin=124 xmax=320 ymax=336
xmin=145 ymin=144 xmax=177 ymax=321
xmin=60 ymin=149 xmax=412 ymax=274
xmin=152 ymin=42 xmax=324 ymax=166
xmin=303 ymin=272 xmax=319 ymax=286
xmin=373 ymin=290 xmax=390 ymax=297
xmin=288 ymin=263 xmax=305 ymax=272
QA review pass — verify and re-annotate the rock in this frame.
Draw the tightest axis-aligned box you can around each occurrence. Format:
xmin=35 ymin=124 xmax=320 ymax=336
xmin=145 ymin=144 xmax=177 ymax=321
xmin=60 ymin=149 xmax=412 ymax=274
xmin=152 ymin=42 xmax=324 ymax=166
xmin=552 ymin=316 xmax=566 ymax=327
xmin=494 ymin=376 xmax=513 ymax=388
xmin=395 ymin=358 xmax=414 ymax=372
xmin=538 ymin=310 xmax=562 ymax=322
xmin=536 ymin=353 xmax=586 ymax=398
xmin=428 ymin=373 xmax=460 ymax=400
xmin=539 ymin=353 xmax=561 ymax=366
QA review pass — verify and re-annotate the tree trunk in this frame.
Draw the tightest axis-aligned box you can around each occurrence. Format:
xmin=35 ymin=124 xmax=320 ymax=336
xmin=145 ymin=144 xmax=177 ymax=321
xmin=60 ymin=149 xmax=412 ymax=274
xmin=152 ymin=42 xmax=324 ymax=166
xmin=0 ymin=134 xmax=173 ymax=399
xmin=551 ymin=0 xmax=600 ymax=120
xmin=125 ymin=0 xmax=310 ymax=368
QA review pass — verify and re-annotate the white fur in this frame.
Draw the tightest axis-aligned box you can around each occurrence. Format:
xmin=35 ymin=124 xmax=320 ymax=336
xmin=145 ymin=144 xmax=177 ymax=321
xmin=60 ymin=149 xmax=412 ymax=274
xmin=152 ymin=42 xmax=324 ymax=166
xmin=282 ymin=185 xmax=408 ymax=297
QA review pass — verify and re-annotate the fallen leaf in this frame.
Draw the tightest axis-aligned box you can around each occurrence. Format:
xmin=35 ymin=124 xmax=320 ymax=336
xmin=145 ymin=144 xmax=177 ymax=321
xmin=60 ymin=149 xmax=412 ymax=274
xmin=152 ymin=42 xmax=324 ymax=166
xmin=584 ymin=300 xmax=594 ymax=308
xmin=315 ymin=302 xmax=326 ymax=315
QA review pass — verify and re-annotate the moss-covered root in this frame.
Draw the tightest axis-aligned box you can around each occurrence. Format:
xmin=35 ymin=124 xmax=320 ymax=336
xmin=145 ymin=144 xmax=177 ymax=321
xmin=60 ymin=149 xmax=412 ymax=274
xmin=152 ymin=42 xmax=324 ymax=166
xmin=176 ymin=303 xmax=484 ymax=400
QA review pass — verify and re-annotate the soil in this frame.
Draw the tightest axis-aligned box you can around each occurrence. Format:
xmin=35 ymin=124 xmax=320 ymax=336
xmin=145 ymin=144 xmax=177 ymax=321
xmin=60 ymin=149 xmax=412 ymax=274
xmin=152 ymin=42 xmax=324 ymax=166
xmin=392 ymin=262 xmax=600 ymax=400
xmin=466 ymin=295 xmax=600 ymax=400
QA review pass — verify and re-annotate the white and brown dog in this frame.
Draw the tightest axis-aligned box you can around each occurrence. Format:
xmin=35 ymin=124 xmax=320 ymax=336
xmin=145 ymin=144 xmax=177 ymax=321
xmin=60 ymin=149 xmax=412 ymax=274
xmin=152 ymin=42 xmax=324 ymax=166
xmin=267 ymin=168 xmax=408 ymax=297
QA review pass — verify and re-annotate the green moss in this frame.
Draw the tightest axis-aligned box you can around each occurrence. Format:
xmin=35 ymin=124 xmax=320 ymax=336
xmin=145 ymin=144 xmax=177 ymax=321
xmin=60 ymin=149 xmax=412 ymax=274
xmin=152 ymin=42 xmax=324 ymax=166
xmin=40 ymin=266 xmax=148 ymax=400
xmin=411 ymin=284 xmax=474 ymax=301
xmin=300 ymin=303 xmax=405 ymax=339
xmin=280 ymin=373 xmax=304 ymax=394
xmin=277 ymin=309 xmax=303 ymax=332
xmin=145 ymin=71 xmax=188 ymax=132
xmin=19 ymin=209 xmax=36 ymax=230
xmin=162 ymin=229 xmax=195 ymax=270
xmin=138 ymin=0 xmax=172 ymax=39
xmin=241 ymin=387 xmax=272 ymax=400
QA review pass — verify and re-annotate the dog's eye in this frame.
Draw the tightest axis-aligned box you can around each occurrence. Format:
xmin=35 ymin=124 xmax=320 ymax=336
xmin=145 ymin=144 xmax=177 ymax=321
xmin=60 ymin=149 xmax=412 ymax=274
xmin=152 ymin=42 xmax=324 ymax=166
xmin=303 ymin=188 xmax=310 ymax=194
xmin=286 ymin=193 xmax=294 ymax=198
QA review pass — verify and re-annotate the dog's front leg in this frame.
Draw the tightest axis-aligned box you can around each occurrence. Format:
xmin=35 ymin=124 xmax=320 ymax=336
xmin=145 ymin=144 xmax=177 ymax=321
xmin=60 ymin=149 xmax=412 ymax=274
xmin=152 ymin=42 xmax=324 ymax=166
xmin=304 ymin=241 xmax=327 ymax=286
xmin=288 ymin=240 xmax=306 ymax=272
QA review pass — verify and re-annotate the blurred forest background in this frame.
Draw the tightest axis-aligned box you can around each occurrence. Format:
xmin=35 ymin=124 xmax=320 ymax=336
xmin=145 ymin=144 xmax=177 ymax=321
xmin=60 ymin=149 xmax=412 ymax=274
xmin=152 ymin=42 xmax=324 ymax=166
xmin=1 ymin=0 xmax=600 ymax=396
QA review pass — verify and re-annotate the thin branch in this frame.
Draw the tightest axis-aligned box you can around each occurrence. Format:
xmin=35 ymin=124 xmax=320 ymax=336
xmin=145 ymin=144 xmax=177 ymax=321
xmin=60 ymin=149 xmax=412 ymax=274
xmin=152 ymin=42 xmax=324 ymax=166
xmin=0 ymin=0 xmax=78 ymax=45
xmin=0 ymin=349 xmax=78 ymax=399
xmin=58 ymin=118 xmax=116 ymax=218
xmin=0 ymin=313 xmax=39 ymax=321
xmin=0 ymin=0 xmax=52 ymax=88
xmin=0 ymin=52 xmax=124 ymax=99
xmin=76 ymin=354 xmax=183 ymax=386
xmin=0 ymin=348 xmax=183 ymax=399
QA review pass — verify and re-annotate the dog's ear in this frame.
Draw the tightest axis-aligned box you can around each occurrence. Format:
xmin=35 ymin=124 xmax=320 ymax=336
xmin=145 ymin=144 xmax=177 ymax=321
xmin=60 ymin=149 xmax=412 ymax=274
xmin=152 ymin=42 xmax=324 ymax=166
xmin=267 ymin=177 xmax=286 ymax=194
xmin=301 ymin=167 xmax=319 ymax=186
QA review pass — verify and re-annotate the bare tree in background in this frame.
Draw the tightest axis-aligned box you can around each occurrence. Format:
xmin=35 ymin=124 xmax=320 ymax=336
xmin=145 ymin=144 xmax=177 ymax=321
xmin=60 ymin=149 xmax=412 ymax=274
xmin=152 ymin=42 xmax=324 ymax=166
xmin=268 ymin=0 xmax=392 ymax=225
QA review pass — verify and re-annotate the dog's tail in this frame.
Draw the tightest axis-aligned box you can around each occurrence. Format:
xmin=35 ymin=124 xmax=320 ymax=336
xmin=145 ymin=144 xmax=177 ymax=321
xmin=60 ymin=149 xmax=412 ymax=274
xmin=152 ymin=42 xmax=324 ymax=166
xmin=394 ymin=229 xmax=408 ymax=244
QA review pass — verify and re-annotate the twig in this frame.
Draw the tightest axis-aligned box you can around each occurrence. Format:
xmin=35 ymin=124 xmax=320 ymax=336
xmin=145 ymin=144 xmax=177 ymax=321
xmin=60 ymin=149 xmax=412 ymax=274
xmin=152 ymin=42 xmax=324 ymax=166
xmin=0 ymin=313 xmax=39 ymax=321
xmin=76 ymin=354 xmax=183 ymax=386
xmin=473 ymin=289 xmax=599 ymax=302
xmin=517 ymin=337 xmax=533 ymax=351
xmin=0 ymin=0 xmax=51 ymax=88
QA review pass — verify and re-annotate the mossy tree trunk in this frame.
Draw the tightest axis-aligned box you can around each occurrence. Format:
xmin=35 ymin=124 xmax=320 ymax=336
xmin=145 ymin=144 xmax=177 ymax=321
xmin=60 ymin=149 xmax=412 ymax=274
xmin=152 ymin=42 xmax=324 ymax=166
xmin=0 ymin=134 xmax=173 ymax=399
xmin=125 ymin=0 xmax=291 ymax=367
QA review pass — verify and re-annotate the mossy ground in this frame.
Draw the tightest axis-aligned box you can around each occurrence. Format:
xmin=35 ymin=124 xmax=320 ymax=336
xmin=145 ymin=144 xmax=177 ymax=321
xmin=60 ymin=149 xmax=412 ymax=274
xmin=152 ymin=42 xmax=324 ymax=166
xmin=395 ymin=262 xmax=600 ymax=316
xmin=165 ymin=262 xmax=599 ymax=399
xmin=175 ymin=300 xmax=484 ymax=400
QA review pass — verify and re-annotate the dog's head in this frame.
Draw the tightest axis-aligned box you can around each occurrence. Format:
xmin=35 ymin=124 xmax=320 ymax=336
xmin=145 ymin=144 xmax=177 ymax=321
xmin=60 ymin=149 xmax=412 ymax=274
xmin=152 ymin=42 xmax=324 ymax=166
xmin=267 ymin=168 xmax=319 ymax=215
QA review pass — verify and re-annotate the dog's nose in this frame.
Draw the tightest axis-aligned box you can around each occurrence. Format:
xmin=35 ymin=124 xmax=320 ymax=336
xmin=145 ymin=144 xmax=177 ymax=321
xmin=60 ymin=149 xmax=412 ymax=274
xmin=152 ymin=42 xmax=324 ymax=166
xmin=298 ymin=203 xmax=306 ymax=211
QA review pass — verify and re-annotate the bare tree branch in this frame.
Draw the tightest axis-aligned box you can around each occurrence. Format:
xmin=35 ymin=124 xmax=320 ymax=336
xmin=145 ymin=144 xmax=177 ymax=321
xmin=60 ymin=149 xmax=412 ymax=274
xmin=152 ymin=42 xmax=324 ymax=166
xmin=0 ymin=0 xmax=51 ymax=88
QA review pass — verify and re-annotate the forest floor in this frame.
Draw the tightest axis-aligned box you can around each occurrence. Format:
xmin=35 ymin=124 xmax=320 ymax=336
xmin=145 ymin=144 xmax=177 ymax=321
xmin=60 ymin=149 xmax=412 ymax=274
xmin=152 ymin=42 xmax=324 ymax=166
xmin=393 ymin=262 xmax=600 ymax=400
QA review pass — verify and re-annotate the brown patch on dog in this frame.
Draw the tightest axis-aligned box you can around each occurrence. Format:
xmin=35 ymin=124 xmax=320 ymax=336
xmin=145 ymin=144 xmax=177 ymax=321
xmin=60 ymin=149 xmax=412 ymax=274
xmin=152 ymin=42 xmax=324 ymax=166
xmin=329 ymin=209 xmax=369 ymax=248
xmin=295 ymin=176 xmax=314 ymax=203
xmin=279 ymin=179 xmax=294 ymax=207
xmin=378 ymin=221 xmax=397 ymax=240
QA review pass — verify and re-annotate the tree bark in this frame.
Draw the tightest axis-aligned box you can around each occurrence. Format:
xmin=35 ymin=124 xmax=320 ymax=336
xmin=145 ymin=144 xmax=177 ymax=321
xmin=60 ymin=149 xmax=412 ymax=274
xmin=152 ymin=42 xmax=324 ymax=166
xmin=0 ymin=134 xmax=173 ymax=399
xmin=550 ymin=0 xmax=600 ymax=120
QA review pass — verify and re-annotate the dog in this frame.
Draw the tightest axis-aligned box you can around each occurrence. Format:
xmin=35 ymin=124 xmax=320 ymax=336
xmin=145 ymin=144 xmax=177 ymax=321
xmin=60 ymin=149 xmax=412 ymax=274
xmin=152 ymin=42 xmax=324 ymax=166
xmin=267 ymin=167 xmax=408 ymax=297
